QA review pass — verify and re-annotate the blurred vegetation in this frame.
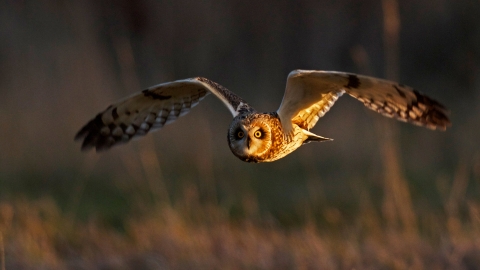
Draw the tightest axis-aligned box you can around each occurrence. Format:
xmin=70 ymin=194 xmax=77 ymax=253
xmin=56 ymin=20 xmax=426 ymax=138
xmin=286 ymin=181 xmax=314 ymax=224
xmin=1 ymin=0 xmax=480 ymax=268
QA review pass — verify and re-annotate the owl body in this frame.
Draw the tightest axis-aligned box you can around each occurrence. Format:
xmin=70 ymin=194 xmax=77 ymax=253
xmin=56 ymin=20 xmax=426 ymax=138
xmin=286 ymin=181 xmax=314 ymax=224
xmin=227 ymin=111 xmax=330 ymax=162
xmin=76 ymin=70 xmax=451 ymax=163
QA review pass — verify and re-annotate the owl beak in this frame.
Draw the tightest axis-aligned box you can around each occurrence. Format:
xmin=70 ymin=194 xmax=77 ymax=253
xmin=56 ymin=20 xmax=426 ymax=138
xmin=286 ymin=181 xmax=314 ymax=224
xmin=246 ymin=136 xmax=251 ymax=149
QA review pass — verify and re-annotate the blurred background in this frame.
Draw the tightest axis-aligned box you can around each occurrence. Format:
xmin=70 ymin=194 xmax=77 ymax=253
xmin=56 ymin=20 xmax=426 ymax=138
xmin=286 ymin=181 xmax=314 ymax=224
xmin=1 ymin=0 xmax=480 ymax=268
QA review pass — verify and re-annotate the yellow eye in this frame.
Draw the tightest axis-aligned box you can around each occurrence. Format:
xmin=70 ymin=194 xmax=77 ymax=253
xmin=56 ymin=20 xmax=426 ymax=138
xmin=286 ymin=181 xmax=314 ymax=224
xmin=237 ymin=131 xmax=244 ymax=138
xmin=254 ymin=130 xmax=262 ymax=138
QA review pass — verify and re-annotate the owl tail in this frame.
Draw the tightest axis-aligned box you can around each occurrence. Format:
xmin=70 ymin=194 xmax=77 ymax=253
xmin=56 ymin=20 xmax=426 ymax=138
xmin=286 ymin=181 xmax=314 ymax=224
xmin=302 ymin=129 xmax=333 ymax=144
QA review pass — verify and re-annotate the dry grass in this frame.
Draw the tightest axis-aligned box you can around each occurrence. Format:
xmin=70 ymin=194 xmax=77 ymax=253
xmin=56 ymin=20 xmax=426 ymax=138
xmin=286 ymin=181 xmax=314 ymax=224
xmin=1 ymin=171 xmax=480 ymax=270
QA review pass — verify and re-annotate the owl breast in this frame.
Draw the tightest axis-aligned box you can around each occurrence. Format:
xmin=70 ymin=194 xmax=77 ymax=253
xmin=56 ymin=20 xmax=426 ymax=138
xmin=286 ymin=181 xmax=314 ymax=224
xmin=227 ymin=112 xmax=305 ymax=163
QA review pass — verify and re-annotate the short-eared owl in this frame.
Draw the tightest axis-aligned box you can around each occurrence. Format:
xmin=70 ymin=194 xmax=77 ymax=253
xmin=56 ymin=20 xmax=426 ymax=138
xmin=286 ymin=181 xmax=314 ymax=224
xmin=76 ymin=70 xmax=450 ymax=163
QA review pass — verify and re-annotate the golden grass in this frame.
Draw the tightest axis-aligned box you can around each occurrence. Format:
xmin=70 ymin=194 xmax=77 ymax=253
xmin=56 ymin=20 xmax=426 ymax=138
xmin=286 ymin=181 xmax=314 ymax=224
xmin=1 ymin=168 xmax=480 ymax=270
xmin=1 ymin=231 xmax=4 ymax=270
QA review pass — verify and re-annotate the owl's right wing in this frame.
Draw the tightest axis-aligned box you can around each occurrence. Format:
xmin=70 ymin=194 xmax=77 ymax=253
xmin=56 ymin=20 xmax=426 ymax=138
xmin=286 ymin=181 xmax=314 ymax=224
xmin=277 ymin=70 xmax=450 ymax=135
xmin=75 ymin=77 xmax=254 ymax=151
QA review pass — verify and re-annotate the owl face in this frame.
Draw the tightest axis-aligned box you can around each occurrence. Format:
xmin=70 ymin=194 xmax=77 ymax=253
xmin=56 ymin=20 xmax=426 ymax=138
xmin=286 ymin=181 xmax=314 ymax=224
xmin=227 ymin=114 xmax=273 ymax=162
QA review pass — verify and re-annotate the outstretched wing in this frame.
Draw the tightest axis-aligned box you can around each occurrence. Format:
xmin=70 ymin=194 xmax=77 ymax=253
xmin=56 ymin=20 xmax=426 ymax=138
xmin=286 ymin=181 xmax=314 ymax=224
xmin=277 ymin=70 xmax=451 ymax=133
xmin=75 ymin=77 xmax=254 ymax=151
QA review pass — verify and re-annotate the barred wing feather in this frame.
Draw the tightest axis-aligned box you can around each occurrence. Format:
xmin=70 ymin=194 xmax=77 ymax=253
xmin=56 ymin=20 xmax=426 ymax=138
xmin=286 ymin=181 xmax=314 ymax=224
xmin=75 ymin=77 xmax=253 ymax=151
xmin=277 ymin=70 xmax=450 ymax=133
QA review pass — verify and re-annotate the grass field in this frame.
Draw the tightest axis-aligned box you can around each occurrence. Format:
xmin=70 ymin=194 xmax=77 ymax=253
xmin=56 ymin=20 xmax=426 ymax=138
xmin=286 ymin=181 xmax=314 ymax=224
xmin=1 ymin=160 xmax=480 ymax=269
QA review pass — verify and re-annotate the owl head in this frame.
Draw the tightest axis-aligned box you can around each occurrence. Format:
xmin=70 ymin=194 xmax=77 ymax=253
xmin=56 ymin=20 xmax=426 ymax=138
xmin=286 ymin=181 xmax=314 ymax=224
xmin=227 ymin=114 xmax=275 ymax=163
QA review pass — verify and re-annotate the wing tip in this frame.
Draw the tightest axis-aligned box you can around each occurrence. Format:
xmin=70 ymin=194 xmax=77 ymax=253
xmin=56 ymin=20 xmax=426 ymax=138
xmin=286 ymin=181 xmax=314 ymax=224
xmin=75 ymin=113 xmax=120 ymax=152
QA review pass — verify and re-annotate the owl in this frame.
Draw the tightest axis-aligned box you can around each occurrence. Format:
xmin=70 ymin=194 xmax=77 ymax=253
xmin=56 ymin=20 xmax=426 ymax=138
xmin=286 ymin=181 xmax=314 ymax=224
xmin=75 ymin=70 xmax=451 ymax=163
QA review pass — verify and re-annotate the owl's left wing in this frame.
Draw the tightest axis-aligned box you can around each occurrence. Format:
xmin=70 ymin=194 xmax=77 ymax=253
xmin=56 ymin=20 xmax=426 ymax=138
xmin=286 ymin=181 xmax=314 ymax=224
xmin=75 ymin=77 xmax=254 ymax=151
xmin=277 ymin=70 xmax=451 ymax=134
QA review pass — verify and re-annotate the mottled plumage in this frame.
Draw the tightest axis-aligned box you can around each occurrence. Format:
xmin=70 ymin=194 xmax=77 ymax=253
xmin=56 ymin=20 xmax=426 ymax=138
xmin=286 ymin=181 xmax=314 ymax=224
xmin=76 ymin=70 xmax=451 ymax=162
